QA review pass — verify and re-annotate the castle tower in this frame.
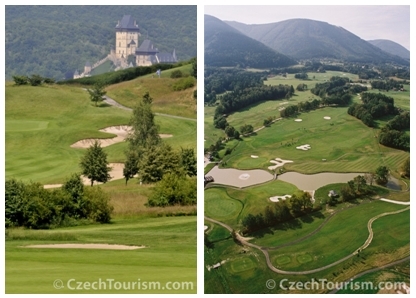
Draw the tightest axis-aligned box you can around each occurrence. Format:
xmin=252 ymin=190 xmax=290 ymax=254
xmin=115 ymin=15 xmax=140 ymax=60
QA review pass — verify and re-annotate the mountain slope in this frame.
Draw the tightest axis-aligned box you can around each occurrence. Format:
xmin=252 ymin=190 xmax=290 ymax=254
xmin=205 ymin=15 xmax=296 ymax=68
xmin=226 ymin=18 xmax=408 ymax=65
xmin=5 ymin=6 xmax=197 ymax=80
xmin=367 ymin=39 xmax=410 ymax=60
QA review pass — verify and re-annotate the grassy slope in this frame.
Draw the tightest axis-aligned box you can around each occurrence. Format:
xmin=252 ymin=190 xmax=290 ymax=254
xmin=106 ymin=64 xmax=196 ymax=119
xmin=5 ymin=81 xmax=196 ymax=184
xmin=6 ymin=216 xmax=196 ymax=294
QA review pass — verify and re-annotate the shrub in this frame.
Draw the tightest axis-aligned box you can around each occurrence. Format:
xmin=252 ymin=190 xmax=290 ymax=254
xmin=172 ymin=76 xmax=195 ymax=91
xmin=170 ymin=70 xmax=183 ymax=78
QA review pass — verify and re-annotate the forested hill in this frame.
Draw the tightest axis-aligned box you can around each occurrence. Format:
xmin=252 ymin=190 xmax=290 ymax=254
xmin=367 ymin=39 xmax=410 ymax=60
xmin=204 ymin=15 xmax=296 ymax=68
xmin=226 ymin=18 xmax=408 ymax=66
xmin=5 ymin=6 xmax=197 ymax=80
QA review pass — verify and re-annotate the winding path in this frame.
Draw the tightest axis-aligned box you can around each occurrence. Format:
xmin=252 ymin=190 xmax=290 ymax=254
xmin=205 ymin=200 xmax=409 ymax=275
xmin=103 ymin=95 xmax=196 ymax=122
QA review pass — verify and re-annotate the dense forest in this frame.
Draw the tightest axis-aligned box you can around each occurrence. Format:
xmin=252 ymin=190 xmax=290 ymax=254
xmin=5 ymin=6 xmax=197 ymax=80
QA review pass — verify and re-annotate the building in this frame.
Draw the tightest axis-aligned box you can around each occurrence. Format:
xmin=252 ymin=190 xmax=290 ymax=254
xmin=135 ymin=39 xmax=177 ymax=66
xmin=115 ymin=15 xmax=141 ymax=60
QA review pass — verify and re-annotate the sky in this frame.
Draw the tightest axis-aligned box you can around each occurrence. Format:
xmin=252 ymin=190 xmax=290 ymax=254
xmin=204 ymin=5 xmax=410 ymax=50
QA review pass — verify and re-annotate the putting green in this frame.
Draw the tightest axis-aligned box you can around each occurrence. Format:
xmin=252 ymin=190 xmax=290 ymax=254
xmin=229 ymin=257 xmax=256 ymax=273
xmin=274 ymin=255 xmax=291 ymax=266
xmin=205 ymin=189 xmax=242 ymax=219
xmin=297 ymin=253 xmax=313 ymax=264
xmin=6 ymin=120 xmax=49 ymax=131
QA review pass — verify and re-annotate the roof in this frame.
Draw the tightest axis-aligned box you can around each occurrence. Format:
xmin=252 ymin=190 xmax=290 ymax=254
xmin=156 ymin=52 xmax=178 ymax=63
xmin=136 ymin=39 xmax=159 ymax=55
xmin=116 ymin=15 xmax=140 ymax=32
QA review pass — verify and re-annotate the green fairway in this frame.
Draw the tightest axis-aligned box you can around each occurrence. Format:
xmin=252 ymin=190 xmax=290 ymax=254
xmin=6 ymin=216 xmax=196 ymax=294
xmin=268 ymin=201 xmax=407 ymax=271
xmin=5 ymin=83 xmax=196 ymax=184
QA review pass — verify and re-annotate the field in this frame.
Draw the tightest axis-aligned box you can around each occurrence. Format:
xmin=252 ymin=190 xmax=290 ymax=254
xmin=5 ymin=82 xmax=196 ymax=184
xmin=5 ymin=64 xmax=197 ymax=293
xmin=6 ymin=216 xmax=196 ymax=294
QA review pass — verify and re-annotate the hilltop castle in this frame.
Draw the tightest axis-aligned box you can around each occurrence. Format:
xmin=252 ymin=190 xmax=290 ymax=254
xmin=74 ymin=15 xmax=177 ymax=79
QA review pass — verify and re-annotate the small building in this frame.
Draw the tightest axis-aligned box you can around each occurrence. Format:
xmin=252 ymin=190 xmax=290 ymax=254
xmin=135 ymin=39 xmax=177 ymax=66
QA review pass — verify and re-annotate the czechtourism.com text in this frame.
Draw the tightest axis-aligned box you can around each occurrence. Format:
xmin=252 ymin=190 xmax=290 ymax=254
xmin=266 ymin=278 xmax=407 ymax=291
xmin=53 ymin=278 xmax=194 ymax=291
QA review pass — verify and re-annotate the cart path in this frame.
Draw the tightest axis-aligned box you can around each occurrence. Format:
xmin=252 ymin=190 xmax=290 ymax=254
xmin=103 ymin=95 xmax=196 ymax=122
xmin=204 ymin=202 xmax=409 ymax=275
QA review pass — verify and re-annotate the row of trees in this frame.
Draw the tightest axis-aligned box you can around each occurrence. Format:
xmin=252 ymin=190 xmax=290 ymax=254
xmin=370 ymin=79 xmax=405 ymax=91
xmin=5 ymin=175 xmax=113 ymax=229
xmin=13 ymin=74 xmax=55 ymax=86
xmin=241 ymin=191 xmax=315 ymax=234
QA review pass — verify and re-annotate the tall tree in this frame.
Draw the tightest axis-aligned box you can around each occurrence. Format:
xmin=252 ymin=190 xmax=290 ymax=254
xmin=375 ymin=166 xmax=389 ymax=186
xmin=123 ymin=151 xmax=139 ymax=185
xmin=401 ymin=157 xmax=410 ymax=178
xmin=180 ymin=148 xmax=197 ymax=177
xmin=126 ymin=92 xmax=160 ymax=151
xmin=87 ymin=81 xmax=107 ymax=106
xmin=79 ymin=141 xmax=112 ymax=186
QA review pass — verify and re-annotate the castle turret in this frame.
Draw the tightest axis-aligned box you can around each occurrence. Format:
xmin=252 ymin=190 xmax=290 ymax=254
xmin=115 ymin=15 xmax=140 ymax=60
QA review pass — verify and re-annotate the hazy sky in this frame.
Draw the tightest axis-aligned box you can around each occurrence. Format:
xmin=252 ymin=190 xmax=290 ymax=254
xmin=204 ymin=5 xmax=410 ymax=50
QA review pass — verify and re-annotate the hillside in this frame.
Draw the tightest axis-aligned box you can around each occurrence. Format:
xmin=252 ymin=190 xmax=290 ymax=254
xmin=367 ymin=39 xmax=410 ymax=60
xmin=226 ymin=18 xmax=408 ymax=65
xmin=5 ymin=6 xmax=197 ymax=80
xmin=204 ymin=15 xmax=296 ymax=68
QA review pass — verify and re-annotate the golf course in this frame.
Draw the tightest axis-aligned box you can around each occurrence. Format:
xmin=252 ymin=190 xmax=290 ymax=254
xmin=5 ymin=63 xmax=197 ymax=293
xmin=204 ymin=71 xmax=410 ymax=293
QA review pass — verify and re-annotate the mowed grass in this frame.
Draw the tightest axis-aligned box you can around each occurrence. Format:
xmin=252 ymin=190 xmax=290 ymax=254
xmin=205 ymin=180 xmax=298 ymax=226
xmin=6 ymin=216 xmax=196 ymax=294
xmin=268 ymin=201 xmax=407 ymax=271
xmin=5 ymin=83 xmax=196 ymax=184
xmin=367 ymin=84 xmax=410 ymax=111
xmin=106 ymin=64 xmax=196 ymax=119
xmin=224 ymin=107 xmax=409 ymax=174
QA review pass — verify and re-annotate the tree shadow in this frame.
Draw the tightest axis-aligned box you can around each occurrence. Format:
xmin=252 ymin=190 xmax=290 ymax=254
xmin=97 ymin=103 xmax=112 ymax=108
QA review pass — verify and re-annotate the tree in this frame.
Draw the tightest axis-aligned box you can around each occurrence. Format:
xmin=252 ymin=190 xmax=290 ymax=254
xmin=240 ymin=124 xmax=254 ymax=135
xmin=127 ymin=92 xmax=160 ymax=151
xmin=180 ymin=148 xmax=197 ymax=177
xmin=27 ymin=74 xmax=43 ymax=86
xmin=225 ymin=125 xmax=236 ymax=138
xmin=375 ymin=166 xmax=389 ymax=186
xmin=401 ymin=157 xmax=410 ymax=178
xmin=87 ymin=81 xmax=107 ymax=106
xmin=123 ymin=151 xmax=139 ymax=185
xmin=191 ymin=58 xmax=197 ymax=79
xmin=12 ymin=75 xmax=28 ymax=85
xmin=79 ymin=141 xmax=112 ymax=186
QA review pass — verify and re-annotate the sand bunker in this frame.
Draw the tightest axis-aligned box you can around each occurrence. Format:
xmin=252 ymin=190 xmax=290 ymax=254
xmin=239 ymin=173 xmax=250 ymax=180
xmin=23 ymin=243 xmax=145 ymax=250
xmin=296 ymin=144 xmax=311 ymax=151
xmin=44 ymin=163 xmax=126 ymax=189
xmin=71 ymin=126 xmax=172 ymax=148
xmin=294 ymin=119 xmax=303 ymax=122
xmin=268 ymin=157 xmax=293 ymax=170
xmin=251 ymin=155 xmax=259 ymax=158
xmin=269 ymin=195 xmax=291 ymax=202
xmin=324 ymin=116 xmax=331 ymax=120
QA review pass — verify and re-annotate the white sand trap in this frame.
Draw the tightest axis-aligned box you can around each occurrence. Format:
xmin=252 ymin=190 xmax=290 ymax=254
xmin=270 ymin=195 xmax=291 ymax=202
xmin=268 ymin=157 xmax=293 ymax=170
xmin=23 ymin=243 xmax=145 ymax=250
xmin=296 ymin=144 xmax=311 ymax=151
xmin=324 ymin=116 xmax=331 ymax=120
xmin=71 ymin=125 xmax=172 ymax=148
xmin=204 ymin=225 xmax=208 ymax=231
xmin=239 ymin=173 xmax=250 ymax=180
xmin=294 ymin=119 xmax=303 ymax=122
xmin=251 ymin=155 xmax=259 ymax=158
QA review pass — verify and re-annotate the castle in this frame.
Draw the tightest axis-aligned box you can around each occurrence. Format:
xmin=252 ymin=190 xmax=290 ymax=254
xmin=74 ymin=15 xmax=177 ymax=79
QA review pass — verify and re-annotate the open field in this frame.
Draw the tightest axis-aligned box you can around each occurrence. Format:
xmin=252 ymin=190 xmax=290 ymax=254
xmin=5 ymin=83 xmax=196 ymax=184
xmin=6 ymin=216 xmax=196 ymax=294
xmin=106 ymin=64 xmax=196 ymax=118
